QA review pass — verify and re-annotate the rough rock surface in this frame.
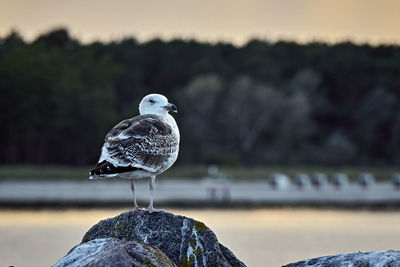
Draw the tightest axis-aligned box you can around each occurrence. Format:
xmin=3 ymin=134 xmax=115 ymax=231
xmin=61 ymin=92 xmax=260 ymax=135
xmin=82 ymin=210 xmax=246 ymax=267
xmin=53 ymin=237 xmax=175 ymax=267
xmin=284 ymin=250 xmax=400 ymax=267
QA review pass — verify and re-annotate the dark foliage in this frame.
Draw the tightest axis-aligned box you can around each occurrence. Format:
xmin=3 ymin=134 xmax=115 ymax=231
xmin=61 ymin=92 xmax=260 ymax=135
xmin=1 ymin=28 xmax=400 ymax=165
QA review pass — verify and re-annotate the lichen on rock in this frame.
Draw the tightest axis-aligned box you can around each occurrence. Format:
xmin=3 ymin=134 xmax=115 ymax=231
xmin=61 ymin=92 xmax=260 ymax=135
xmin=194 ymin=221 xmax=208 ymax=231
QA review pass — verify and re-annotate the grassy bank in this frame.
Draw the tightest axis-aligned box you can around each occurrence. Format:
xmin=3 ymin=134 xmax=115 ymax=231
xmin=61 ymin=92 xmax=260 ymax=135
xmin=0 ymin=164 xmax=398 ymax=181
xmin=0 ymin=165 xmax=209 ymax=180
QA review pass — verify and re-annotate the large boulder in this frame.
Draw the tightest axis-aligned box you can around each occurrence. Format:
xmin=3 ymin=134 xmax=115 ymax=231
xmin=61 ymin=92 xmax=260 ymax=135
xmin=284 ymin=250 xmax=400 ymax=267
xmin=54 ymin=237 xmax=175 ymax=267
xmin=80 ymin=210 xmax=245 ymax=267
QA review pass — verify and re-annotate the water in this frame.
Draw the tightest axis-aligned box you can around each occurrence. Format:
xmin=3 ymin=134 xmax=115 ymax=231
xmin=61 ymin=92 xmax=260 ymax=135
xmin=1 ymin=208 xmax=400 ymax=267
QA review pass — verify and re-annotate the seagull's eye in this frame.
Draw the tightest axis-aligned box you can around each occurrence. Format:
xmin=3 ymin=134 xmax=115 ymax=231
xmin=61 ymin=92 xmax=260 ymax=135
xmin=149 ymin=99 xmax=155 ymax=104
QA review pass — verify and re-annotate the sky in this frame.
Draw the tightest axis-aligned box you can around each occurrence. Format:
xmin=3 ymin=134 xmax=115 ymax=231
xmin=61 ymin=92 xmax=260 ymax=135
xmin=1 ymin=0 xmax=400 ymax=45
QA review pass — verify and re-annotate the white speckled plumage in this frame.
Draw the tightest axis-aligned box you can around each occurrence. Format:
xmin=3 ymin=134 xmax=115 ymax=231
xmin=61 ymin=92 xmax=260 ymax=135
xmin=89 ymin=93 xmax=180 ymax=213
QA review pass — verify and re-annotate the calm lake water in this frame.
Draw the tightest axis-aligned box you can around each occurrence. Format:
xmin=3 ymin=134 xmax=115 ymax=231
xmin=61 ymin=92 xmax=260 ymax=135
xmin=1 ymin=208 xmax=400 ymax=267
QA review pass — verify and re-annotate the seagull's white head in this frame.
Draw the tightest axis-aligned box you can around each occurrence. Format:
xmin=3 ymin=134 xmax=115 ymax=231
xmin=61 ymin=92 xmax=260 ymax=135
xmin=139 ymin=93 xmax=177 ymax=117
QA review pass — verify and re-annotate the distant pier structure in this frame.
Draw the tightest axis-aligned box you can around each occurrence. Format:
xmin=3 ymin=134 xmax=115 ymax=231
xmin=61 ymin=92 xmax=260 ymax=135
xmin=268 ymin=173 xmax=291 ymax=189
xmin=204 ymin=165 xmax=231 ymax=201
xmin=358 ymin=173 xmax=375 ymax=189
xmin=393 ymin=173 xmax=400 ymax=190
xmin=332 ymin=173 xmax=349 ymax=189
xmin=311 ymin=173 xmax=328 ymax=189
xmin=264 ymin=170 xmax=400 ymax=192
xmin=293 ymin=173 xmax=311 ymax=189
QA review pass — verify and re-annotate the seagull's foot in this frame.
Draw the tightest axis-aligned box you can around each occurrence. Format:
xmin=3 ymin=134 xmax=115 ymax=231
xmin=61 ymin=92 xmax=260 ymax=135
xmin=133 ymin=206 xmax=146 ymax=212
xmin=147 ymin=206 xmax=163 ymax=213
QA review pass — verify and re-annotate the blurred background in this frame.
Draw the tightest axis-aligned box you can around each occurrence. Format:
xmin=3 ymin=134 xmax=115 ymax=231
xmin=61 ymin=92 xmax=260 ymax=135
xmin=1 ymin=0 xmax=400 ymax=266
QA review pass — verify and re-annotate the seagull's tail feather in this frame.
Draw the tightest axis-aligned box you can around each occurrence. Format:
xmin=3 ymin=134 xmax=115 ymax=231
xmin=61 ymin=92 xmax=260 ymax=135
xmin=89 ymin=160 xmax=140 ymax=179
xmin=89 ymin=173 xmax=118 ymax=180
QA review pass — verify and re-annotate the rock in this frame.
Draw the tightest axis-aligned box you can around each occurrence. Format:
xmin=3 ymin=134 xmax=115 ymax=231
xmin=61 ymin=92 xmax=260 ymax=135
xmin=81 ymin=210 xmax=246 ymax=267
xmin=284 ymin=250 xmax=400 ymax=267
xmin=53 ymin=237 xmax=176 ymax=267
xmin=268 ymin=173 xmax=291 ymax=189
xmin=311 ymin=173 xmax=328 ymax=189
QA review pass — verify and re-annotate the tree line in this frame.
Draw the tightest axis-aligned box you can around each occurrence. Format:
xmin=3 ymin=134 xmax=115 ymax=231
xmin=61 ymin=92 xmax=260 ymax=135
xmin=1 ymin=28 xmax=400 ymax=166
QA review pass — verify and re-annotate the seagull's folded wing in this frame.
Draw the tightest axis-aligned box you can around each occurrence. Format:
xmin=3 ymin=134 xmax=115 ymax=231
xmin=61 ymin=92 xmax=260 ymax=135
xmin=98 ymin=115 xmax=179 ymax=174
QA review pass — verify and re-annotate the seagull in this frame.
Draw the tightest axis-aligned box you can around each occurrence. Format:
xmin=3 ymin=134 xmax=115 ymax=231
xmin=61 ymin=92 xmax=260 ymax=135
xmin=89 ymin=93 xmax=180 ymax=213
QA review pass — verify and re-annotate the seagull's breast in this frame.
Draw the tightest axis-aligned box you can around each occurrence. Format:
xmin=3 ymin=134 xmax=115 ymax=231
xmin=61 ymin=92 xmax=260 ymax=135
xmin=157 ymin=114 xmax=180 ymax=172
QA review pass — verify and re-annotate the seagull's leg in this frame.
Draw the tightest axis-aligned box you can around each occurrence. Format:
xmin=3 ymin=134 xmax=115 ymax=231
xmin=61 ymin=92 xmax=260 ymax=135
xmin=147 ymin=175 xmax=162 ymax=213
xmin=130 ymin=179 xmax=141 ymax=211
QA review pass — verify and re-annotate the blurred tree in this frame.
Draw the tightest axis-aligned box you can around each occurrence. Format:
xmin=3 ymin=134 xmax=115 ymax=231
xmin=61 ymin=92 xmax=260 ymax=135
xmin=353 ymin=87 xmax=397 ymax=162
xmin=220 ymin=76 xmax=278 ymax=155
xmin=178 ymin=75 xmax=316 ymax=165
xmin=176 ymin=74 xmax=225 ymax=163
xmin=34 ymin=28 xmax=79 ymax=49
xmin=4 ymin=30 xmax=25 ymax=46
xmin=310 ymin=131 xmax=357 ymax=165
xmin=0 ymin=36 xmax=119 ymax=164
xmin=392 ymin=113 xmax=400 ymax=164
xmin=2 ymin=28 xmax=400 ymax=166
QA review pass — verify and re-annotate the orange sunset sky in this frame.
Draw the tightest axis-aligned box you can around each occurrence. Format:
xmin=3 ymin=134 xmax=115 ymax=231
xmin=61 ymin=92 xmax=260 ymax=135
xmin=1 ymin=0 xmax=400 ymax=45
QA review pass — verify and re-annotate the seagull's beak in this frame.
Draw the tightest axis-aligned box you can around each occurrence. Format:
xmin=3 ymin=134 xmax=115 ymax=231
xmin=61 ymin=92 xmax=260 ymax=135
xmin=164 ymin=103 xmax=178 ymax=113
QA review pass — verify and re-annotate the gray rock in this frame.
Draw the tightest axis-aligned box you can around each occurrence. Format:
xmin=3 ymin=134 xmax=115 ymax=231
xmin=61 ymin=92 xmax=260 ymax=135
xmin=311 ymin=173 xmax=329 ymax=189
xmin=53 ymin=237 xmax=176 ymax=267
xmin=294 ymin=173 xmax=311 ymax=189
xmin=268 ymin=173 xmax=291 ymax=189
xmin=82 ymin=210 xmax=246 ymax=267
xmin=284 ymin=250 xmax=400 ymax=267
xmin=358 ymin=173 xmax=376 ymax=188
